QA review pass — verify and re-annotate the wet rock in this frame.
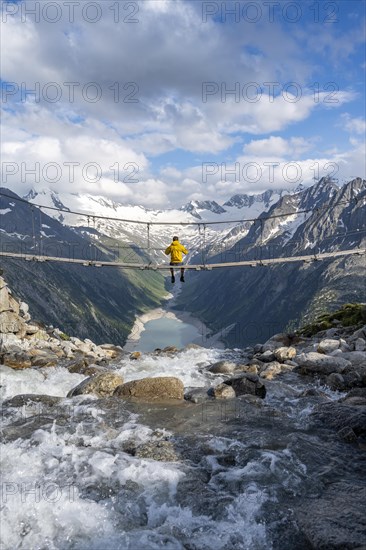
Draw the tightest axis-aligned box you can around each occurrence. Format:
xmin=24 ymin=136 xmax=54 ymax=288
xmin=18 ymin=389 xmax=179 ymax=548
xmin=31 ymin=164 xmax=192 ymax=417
xmin=260 ymin=361 xmax=283 ymax=380
xmin=212 ymin=383 xmax=236 ymax=399
xmin=257 ymin=350 xmax=276 ymax=363
xmin=337 ymin=426 xmax=358 ymax=442
xmin=338 ymin=351 xmax=366 ymax=366
xmin=342 ymin=387 xmax=366 ymax=400
xmin=317 ymin=338 xmax=340 ymax=354
xmin=2 ymin=394 xmax=62 ymax=408
xmin=30 ymin=351 xmax=59 ymax=368
xmin=234 ymin=364 xmax=258 ymax=375
xmin=130 ymin=351 xmax=142 ymax=360
xmin=2 ymin=351 xmax=32 ymax=369
xmin=296 ymin=352 xmax=352 ymax=375
xmin=295 ymin=482 xmax=366 ymax=550
xmin=225 ymin=373 xmax=266 ymax=399
xmin=66 ymin=358 xmax=89 ymax=373
xmin=184 ymin=343 xmax=204 ymax=350
xmin=114 ymin=376 xmax=184 ymax=400
xmin=162 ymin=346 xmax=179 ymax=353
xmin=312 ymin=402 xmax=366 ymax=438
xmin=135 ymin=440 xmax=179 ymax=461
xmin=253 ymin=343 xmax=263 ymax=354
xmin=207 ymin=361 xmax=237 ymax=374
xmin=326 ymin=372 xmax=346 ymax=391
xmin=184 ymin=387 xmax=210 ymax=403
xmin=67 ymin=372 xmax=124 ymax=398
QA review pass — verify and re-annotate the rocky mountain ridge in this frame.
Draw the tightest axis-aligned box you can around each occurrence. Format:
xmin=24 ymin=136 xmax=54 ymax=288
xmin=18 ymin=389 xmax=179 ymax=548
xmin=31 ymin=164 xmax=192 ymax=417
xmin=174 ymin=177 xmax=366 ymax=347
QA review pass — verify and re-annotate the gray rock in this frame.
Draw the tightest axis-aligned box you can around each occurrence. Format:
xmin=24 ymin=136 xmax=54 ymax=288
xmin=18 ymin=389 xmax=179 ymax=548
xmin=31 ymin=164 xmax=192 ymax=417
xmin=114 ymin=376 xmax=184 ymax=400
xmin=296 ymin=352 xmax=352 ymax=375
xmin=355 ymin=338 xmax=366 ymax=351
xmin=234 ymin=364 xmax=259 ymax=375
xmin=225 ymin=373 xmax=266 ymax=399
xmin=339 ymin=351 xmax=366 ymax=366
xmin=135 ymin=440 xmax=179 ymax=461
xmin=3 ymin=352 xmax=32 ymax=369
xmin=2 ymin=394 xmax=61 ymax=408
xmin=30 ymin=351 xmax=59 ymax=368
xmin=257 ymin=350 xmax=276 ymax=363
xmin=259 ymin=361 xmax=283 ymax=380
xmin=184 ymin=387 xmax=210 ymax=403
xmin=273 ymin=346 xmax=297 ymax=362
xmin=317 ymin=338 xmax=340 ymax=354
xmin=67 ymin=372 xmax=124 ymax=398
xmin=207 ymin=360 xmax=237 ymax=374
xmin=326 ymin=372 xmax=346 ymax=391
xmin=295 ymin=483 xmax=366 ymax=549
xmin=212 ymin=383 xmax=236 ymax=399
xmin=312 ymin=402 xmax=366 ymax=438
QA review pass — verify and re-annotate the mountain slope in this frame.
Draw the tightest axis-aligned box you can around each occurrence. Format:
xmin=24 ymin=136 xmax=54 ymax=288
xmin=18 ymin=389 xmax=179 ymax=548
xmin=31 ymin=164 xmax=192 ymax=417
xmin=0 ymin=189 xmax=166 ymax=344
xmin=173 ymin=178 xmax=366 ymax=347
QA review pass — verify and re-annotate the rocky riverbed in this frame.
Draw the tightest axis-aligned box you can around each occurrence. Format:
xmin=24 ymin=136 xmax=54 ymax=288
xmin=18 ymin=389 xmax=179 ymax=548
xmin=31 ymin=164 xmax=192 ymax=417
xmin=1 ymin=275 xmax=366 ymax=549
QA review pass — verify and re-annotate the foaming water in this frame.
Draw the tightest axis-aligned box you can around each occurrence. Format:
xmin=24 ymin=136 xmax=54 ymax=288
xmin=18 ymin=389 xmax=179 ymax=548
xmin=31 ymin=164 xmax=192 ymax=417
xmin=1 ymin=348 xmax=365 ymax=549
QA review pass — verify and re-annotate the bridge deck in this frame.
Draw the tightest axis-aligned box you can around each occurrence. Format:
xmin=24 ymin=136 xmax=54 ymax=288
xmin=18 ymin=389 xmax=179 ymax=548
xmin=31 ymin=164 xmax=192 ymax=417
xmin=0 ymin=248 xmax=364 ymax=270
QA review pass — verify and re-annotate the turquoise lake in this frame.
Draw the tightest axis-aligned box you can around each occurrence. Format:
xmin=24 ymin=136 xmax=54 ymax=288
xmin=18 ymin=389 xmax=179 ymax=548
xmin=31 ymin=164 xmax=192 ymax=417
xmin=127 ymin=316 xmax=204 ymax=352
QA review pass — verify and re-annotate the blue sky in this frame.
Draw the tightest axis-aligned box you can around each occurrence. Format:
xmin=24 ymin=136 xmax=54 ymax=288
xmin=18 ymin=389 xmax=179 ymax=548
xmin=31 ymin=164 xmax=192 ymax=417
xmin=1 ymin=0 xmax=365 ymax=206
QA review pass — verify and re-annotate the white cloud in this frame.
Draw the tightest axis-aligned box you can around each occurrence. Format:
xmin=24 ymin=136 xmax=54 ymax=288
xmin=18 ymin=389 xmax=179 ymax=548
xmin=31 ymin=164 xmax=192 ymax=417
xmin=244 ymin=136 xmax=313 ymax=158
xmin=340 ymin=113 xmax=366 ymax=135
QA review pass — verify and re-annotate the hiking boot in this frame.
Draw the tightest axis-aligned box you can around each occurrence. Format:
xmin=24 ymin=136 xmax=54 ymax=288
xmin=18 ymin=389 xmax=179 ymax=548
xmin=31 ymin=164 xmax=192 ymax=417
xmin=180 ymin=275 xmax=185 ymax=282
xmin=171 ymin=275 xmax=175 ymax=283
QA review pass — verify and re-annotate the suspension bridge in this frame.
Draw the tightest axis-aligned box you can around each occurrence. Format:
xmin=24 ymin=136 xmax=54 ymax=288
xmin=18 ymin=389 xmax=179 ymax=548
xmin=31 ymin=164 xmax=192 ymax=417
xmin=0 ymin=191 xmax=365 ymax=271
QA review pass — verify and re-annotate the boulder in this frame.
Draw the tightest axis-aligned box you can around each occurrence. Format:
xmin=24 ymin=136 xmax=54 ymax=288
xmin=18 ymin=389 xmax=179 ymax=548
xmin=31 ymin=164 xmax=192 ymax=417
xmin=0 ymin=311 xmax=25 ymax=335
xmin=184 ymin=387 xmax=210 ymax=403
xmin=212 ymin=383 xmax=236 ymax=399
xmin=130 ymin=351 xmax=142 ymax=360
xmin=207 ymin=361 xmax=237 ymax=374
xmin=260 ymin=361 xmax=283 ymax=380
xmin=2 ymin=352 xmax=32 ymax=369
xmin=30 ymin=350 xmax=59 ymax=367
xmin=225 ymin=373 xmax=266 ymax=399
xmin=114 ymin=376 xmax=184 ymax=400
xmin=317 ymin=338 xmax=340 ymax=354
xmin=354 ymin=338 xmax=366 ymax=352
xmin=67 ymin=372 xmax=124 ymax=398
xmin=273 ymin=346 xmax=297 ymax=362
xmin=296 ymin=352 xmax=352 ymax=375
xmin=0 ymin=333 xmax=23 ymax=353
xmin=338 ymin=351 xmax=366 ymax=366
xmin=326 ymin=373 xmax=346 ymax=391
xmin=235 ymin=364 xmax=259 ymax=375
xmin=256 ymin=350 xmax=276 ymax=363
xmin=262 ymin=333 xmax=292 ymax=351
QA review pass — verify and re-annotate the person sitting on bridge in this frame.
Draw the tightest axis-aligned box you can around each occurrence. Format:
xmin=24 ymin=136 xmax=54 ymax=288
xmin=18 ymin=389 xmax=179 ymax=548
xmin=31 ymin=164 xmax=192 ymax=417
xmin=165 ymin=236 xmax=188 ymax=283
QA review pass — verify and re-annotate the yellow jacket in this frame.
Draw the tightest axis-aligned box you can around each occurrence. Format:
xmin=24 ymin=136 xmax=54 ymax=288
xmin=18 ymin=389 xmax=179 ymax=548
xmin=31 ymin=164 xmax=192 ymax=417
xmin=165 ymin=240 xmax=188 ymax=263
